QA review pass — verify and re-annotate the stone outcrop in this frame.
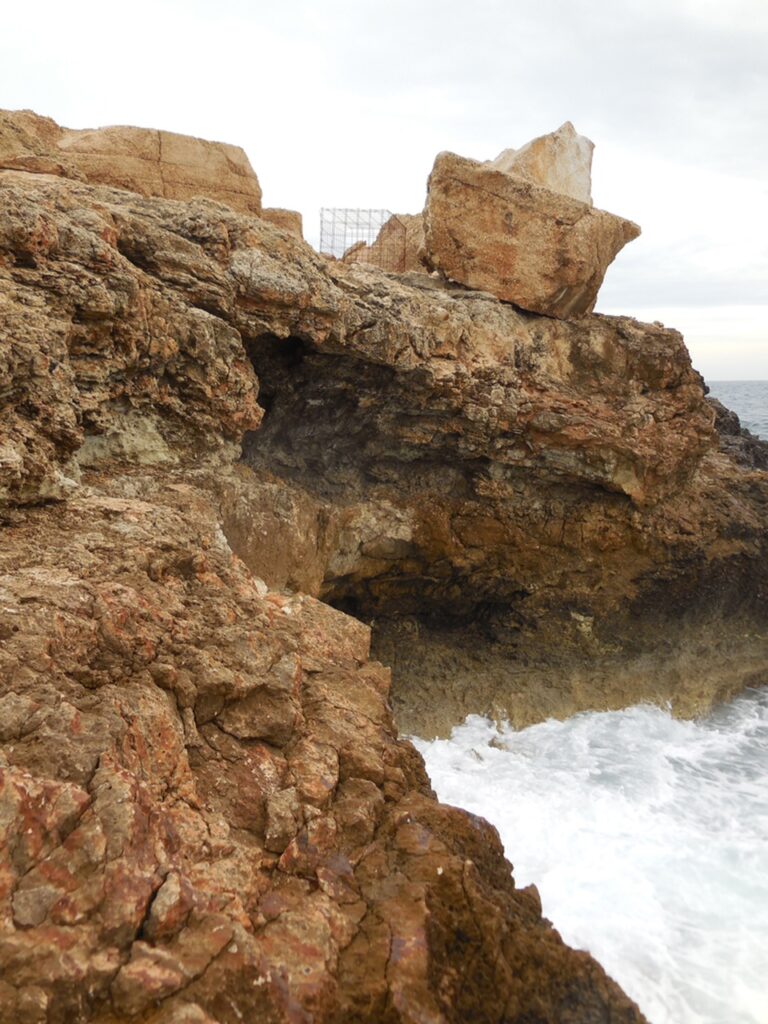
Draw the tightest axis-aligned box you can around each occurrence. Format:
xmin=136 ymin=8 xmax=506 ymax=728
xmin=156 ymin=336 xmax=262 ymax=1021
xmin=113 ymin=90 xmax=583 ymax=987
xmin=423 ymin=148 xmax=639 ymax=318
xmin=342 ymin=213 xmax=425 ymax=273
xmin=4 ymin=481 xmax=649 ymax=1024
xmin=2 ymin=109 xmax=768 ymax=1022
xmin=261 ymin=208 xmax=304 ymax=239
xmin=0 ymin=109 xmax=263 ymax=214
xmin=0 ymin=113 xmax=658 ymax=1023
xmin=488 ymin=121 xmax=595 ymax=204
xmin=708 ymin=395 xmax=768 ymax=470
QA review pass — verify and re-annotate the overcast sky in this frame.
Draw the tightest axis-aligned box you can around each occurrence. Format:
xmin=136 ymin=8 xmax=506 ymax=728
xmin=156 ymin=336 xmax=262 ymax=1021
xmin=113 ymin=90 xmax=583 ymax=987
xmin=2 ymin=0 xmax=766 ymax=379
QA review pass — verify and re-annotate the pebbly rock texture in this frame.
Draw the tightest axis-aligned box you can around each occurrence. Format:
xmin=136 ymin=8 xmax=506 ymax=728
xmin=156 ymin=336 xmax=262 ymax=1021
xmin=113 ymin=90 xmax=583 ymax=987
xmin=488 ymin=121 xmax=595 ymax=205
xmin=2 ymin=109 xmax=768 ymax=1022
xmin=423 ymin=149 xmax=640 ymax=317
xmin=0 ymin=486 xmax=644 ymax=1024
xmin=0 ymin=109 xmax=263 ymax=214
xmin=1 ymin=125 xmax=766 ymax=739
xmin=0 ymin=114 xmax=654 ymax=1023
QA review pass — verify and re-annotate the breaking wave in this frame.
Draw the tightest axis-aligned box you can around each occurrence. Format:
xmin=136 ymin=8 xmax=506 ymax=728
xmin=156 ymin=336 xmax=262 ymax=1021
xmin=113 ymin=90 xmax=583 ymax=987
xmin=414 ymin=689 xmax=768 ymax=1024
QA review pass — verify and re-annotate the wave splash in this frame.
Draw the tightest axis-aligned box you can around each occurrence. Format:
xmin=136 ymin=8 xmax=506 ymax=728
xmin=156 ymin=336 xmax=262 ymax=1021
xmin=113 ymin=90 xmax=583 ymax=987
xmin=414 ymin=689 xmax=768 ymax=1024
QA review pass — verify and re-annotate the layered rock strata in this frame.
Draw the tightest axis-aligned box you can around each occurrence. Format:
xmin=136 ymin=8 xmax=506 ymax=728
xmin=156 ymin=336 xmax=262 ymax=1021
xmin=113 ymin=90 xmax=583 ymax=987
xmin=0 ymin=123 xmax=657 ymax=1022
xmin=423 ymin=150 xmax=640 ymax=317
xmin=0 ymin=109 xmax=263 ymax=214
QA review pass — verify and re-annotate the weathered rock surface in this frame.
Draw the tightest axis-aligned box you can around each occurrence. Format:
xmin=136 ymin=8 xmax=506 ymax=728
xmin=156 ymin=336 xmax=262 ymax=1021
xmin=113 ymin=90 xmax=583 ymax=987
xmin=0 ymin=109 xmax=263 ymax=214
xmin=489 ymin=121 xmax=595 ymax=204
xmin=2 ymin=109 xmax=768 ymax=1021
xmin=0 ymin=116 xmax=656 ymax=1023
xmin=423 ymin=150 xmax=640 ymax=317
xmin=342 ymin=213 xmax=425 ymax=273
xmin=0 ymin=476 xmax=647 ymax=1024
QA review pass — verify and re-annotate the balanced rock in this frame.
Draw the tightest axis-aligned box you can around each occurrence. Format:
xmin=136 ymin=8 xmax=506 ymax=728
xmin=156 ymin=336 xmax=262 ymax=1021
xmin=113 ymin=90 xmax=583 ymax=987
xmin=0 ymin=108 xmax=262 ymax=214
xmin=489 ymin=121 xmax=594 ymax=204
xmin=423 ymin=148 xmax=640 ymax=318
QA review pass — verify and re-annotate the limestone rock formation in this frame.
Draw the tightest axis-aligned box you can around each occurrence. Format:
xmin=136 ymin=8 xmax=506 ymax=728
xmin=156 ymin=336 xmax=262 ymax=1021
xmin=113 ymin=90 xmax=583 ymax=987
xmin=3 ymin=109 xmax=768 ymax=1022
xmin=489 ymin=121 xmax=595 ymax=204
xmin=0 ymin=109 xmax=263 ymax=214
xmin=423 ymin=150 xmax=640 ymax=317
xmin=0 ymin=112 xmax=657 ymax=1024
xmin=342 ymin=213 xmax=425 ymax=273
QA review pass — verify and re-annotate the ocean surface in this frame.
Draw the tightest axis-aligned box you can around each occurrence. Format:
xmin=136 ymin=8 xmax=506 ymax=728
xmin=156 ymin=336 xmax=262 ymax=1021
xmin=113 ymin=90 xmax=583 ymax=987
xmin=415 ymin=382 xmax=768 ymax=1024
xmin=707 ymin=380 xmax=768 ymax=438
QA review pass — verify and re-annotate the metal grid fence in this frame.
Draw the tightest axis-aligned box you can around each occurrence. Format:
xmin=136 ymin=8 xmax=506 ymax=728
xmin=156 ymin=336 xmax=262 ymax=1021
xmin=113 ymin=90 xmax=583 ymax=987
xmin=319 ymin=208 xmax=407 ymax=271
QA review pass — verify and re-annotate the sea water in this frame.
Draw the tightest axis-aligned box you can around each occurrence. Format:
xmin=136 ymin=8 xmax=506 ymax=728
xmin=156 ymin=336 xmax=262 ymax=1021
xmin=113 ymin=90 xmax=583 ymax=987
xmin=708 ymin=380 xmax=768 ymax=439
xmin=415 ymin=383 xmax=768 ymax=1023
xmin=415 ymin=695 xmax=768 ymax=1024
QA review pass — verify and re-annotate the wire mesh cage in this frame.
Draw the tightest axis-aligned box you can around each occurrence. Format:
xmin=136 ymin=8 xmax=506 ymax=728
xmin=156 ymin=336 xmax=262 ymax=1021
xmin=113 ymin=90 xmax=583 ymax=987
xmin=319 ymin=208 xmax=408 ymax=272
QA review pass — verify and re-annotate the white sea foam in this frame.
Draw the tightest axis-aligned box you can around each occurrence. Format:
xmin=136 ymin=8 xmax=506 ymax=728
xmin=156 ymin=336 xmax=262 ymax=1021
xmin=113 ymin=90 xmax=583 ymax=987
xmin=414 ymin=689 xmax=768 ymax=1024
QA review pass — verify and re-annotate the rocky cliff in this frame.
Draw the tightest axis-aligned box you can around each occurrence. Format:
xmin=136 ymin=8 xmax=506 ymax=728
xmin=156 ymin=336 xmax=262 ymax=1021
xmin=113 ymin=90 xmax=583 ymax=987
xmin=1 ymin=110 xmax=767 ymax=1023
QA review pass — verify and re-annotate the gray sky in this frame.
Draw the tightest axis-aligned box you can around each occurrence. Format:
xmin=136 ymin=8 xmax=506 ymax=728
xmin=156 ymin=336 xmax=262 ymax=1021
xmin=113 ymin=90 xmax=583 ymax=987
xmin=2 ymin=0 xmax=766 ymax=379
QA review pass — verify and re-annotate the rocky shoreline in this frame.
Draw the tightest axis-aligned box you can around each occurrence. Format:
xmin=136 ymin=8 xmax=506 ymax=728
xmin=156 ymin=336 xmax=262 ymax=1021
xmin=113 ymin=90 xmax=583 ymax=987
xmin=1 ymin=110 xmax=767 ymax=1022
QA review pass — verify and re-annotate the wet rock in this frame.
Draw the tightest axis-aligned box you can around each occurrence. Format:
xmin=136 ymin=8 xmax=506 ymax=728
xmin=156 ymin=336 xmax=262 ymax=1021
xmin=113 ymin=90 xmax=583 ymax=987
xmin=708 ymin=396 xmax=768 ymax=470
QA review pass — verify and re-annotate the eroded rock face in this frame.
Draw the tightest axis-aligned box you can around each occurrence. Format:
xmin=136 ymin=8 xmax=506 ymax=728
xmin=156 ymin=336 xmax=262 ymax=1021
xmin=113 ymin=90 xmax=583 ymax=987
xmin=0 ymin=109 xmax=263 ymax=214
xmin=3 ymin=112 xmax=768 ymax=1021
xmin=489 ymin=121 xmax=595 ymax=204
xmin=0 ymin=130 xmax=654 ymax=1021
xmin=2 ymin=154 xmax=766 ymax=742
xmin=423 ymin=150 xmax=640 ymax=317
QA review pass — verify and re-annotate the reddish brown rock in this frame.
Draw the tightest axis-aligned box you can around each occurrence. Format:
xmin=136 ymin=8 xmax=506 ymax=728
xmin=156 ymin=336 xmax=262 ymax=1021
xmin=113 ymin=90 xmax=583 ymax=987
xmin=1 ymin=109 xmax=767 ymax=1023
xmin=423 ymin=150 xmax=640 ymax=317
xmin=0 ymin=123 xmax=650 ymax=1022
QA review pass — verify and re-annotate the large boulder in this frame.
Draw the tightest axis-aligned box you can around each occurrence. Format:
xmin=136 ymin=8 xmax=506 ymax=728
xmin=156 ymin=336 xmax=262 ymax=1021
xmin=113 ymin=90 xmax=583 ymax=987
xmin=0 ymin=108 xmax=263 ymax=214
xmin=423 ymin=149 xmax=640 ymax=318
xmin=489 ymin=121 xmax=595 ymax=204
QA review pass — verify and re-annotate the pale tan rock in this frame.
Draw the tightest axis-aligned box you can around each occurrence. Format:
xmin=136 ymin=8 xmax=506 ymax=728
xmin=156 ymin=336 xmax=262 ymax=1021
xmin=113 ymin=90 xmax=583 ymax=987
xmin=0 ymin=108 xmax=262 ymax=213
xmin=423 ymin=150 xmax=640 ymax=317
xmin=342 ymin=213 xmax=425 ymax=273
xmin=261 ymin=207 xmax=304 ymax=238
xmin=489 ymin=121 xmax=595 ymax=204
